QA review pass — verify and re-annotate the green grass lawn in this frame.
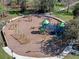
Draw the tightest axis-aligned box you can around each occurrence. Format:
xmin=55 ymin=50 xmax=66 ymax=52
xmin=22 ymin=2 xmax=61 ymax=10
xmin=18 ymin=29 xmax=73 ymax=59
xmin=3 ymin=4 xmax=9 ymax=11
xmin=54 ymin=3 xmax=65 ymax=12
xmin=0 ymin=3 xmax=16 ymax=59
xmin=53 ymin=2 xmax=73 ymax=21
xmin=53 ymin=11 xmax=73 ymax=21
xmin=0 ymin=32 xmax=11 ymax=59
xmin=64 ymin=54 xmax=79 ymax=59
xmin=0 ymin=3 xmax=6 ymax=14
xmin=0 ymin=47 xmax=12 ymax=59
xmin=0 ymin=16 xmax=12 ymax=59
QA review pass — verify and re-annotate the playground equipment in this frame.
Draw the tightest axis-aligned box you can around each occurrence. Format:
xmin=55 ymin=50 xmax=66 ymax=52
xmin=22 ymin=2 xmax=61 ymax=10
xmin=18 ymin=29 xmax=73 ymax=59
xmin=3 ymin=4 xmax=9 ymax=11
xmin=39 ymin=19 xmax=50 ymax=33
xmin=39 ymin=19 xmax=65 ymax=39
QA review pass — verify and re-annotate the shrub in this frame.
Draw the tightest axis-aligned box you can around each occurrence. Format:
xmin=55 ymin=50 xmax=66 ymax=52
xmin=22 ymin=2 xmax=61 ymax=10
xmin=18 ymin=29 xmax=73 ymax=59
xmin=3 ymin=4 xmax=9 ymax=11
xmin=73 ymin=3 xmax=79 ymax=18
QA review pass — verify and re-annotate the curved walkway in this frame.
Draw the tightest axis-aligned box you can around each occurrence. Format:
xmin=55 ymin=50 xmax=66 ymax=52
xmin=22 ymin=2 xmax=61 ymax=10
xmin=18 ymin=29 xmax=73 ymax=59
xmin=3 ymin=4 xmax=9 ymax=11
xmin=59 ymin=1 xmax=79 ymax=11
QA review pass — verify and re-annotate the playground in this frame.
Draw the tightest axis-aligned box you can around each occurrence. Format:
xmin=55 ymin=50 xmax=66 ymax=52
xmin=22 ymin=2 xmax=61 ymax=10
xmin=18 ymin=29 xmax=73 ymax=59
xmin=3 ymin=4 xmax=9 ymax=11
xmin=2 ymin=15 xmax=66 ymax=57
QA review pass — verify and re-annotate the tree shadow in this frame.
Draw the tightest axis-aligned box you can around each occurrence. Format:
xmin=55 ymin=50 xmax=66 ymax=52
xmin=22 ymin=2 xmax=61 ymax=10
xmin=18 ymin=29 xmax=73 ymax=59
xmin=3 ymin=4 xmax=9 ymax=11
xmin=40 ymin=36 xmax=69 ymax=56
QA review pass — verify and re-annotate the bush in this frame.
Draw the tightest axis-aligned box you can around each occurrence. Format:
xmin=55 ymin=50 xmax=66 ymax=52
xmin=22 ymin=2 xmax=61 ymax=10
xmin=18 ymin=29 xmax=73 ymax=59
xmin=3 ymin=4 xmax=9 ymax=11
xmin=73 ymin=3 xmax=79 ymax=18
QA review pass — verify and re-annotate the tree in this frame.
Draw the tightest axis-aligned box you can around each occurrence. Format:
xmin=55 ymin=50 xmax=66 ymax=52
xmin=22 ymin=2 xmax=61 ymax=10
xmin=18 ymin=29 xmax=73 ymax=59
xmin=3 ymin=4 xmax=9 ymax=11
xmin=20 ymin=0 xmax=26 ymax=13
xmin=35 ymin=0 xmax=56 ymax=13
xmin=73 ymin=3 xmax=79 ymax=19
xmin=37 ymin=0 xmax=48 ymax=13
xmin=48 ymin=0 xmax=56 ymax=12
xmin=65 ymin=17 xmax=79 ymax=42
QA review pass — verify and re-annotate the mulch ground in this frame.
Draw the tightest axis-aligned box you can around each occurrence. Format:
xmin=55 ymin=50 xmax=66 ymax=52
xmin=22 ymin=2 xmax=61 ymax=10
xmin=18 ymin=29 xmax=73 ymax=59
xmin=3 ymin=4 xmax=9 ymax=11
xmin=3 ymin=15 xmax=59 ymax=57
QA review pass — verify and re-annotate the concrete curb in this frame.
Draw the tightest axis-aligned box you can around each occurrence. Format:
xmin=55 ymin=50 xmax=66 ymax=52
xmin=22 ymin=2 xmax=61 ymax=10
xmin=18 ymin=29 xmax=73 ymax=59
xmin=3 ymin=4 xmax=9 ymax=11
xmin=3 ymin=47 xmax=61 ymax=59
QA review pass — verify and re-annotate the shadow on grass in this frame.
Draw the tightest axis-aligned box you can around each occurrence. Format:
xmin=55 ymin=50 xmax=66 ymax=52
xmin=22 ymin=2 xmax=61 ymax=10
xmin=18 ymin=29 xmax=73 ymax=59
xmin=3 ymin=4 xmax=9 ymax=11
xmin=55 ymin=10 xmax=73 ymax=16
